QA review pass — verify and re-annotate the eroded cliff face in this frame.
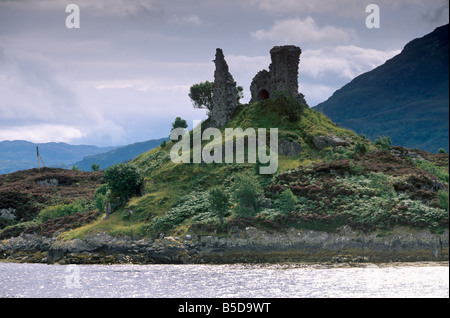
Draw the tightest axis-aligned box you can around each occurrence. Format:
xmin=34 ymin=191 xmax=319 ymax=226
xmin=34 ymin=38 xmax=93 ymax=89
xmin=1 ymin=227 xmax=448 ymax=264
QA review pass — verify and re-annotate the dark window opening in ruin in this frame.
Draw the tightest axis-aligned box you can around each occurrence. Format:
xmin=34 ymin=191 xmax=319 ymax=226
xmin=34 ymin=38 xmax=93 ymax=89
xmin=259 ymin=89 xmax=270 ymax=100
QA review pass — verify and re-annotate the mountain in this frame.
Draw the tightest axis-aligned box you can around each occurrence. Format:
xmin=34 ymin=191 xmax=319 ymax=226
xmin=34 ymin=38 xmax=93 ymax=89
xmin=73 ymin=137 xmax=168 ymax=171
xmin=0 ymin=140 xmax=115 ymax=174
xmin=315 ymin=24 xmax=449 ymax=153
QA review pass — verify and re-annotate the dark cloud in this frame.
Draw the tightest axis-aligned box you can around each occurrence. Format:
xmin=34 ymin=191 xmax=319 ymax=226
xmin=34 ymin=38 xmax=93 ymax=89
xmin=422 ymin=0 xmax=450 ymax=25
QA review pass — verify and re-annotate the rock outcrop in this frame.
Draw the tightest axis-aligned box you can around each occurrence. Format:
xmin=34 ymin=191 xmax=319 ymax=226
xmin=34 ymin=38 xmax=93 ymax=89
xmin=1 ymin=227 xmax=448 ymax=264
xmin=210 ymin=48 xmax=239 ymax=128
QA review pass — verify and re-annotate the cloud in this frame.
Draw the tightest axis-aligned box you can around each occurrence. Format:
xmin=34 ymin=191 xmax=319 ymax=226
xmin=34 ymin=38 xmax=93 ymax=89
xmin=247 ymin=0 xmax=419 ymax=16
xmin=421 ymin=0 xmax=450 ymax=24
xmin=0 ymin=0 xmax=163 ymax=17
xmin=0 ymin=124 xmax=84 ymax=143
xmin=301 ymin=45 xmax=401 ymax=79
xmin=251 ymin=17 xmax=357 ymax=45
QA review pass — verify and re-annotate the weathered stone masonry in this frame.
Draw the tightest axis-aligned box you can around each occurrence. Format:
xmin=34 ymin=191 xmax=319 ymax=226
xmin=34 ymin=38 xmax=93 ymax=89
xmin=210 ymin=48 xmax=239 ymax=128
xmin=250 ymin=45 xmax=306 ymax=104
xmin=209 ymin=45 xmax=308 ymax=128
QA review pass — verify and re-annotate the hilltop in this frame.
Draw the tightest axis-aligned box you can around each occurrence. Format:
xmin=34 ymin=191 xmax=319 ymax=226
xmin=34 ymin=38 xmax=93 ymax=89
xmin=315 ymin=24 xmax=449 ymax=153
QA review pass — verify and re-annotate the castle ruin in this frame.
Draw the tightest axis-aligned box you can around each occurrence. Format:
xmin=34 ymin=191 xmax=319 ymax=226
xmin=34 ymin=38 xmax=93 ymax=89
xmin=209 ymin=45 xmax=306 ymax=128
xmin=210 ymin=48 xmax=239 ymax=128
xmin=250 ymin=45 xmax=305 ymax=103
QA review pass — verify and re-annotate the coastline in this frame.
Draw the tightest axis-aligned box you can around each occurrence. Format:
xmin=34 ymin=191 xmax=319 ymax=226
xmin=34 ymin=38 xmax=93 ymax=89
xmin=1 ymin=226 xmax=448 ymax=265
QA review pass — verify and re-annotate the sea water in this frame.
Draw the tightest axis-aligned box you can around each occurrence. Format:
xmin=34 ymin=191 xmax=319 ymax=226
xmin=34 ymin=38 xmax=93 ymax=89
xmin=0 ymin=262 xmax=448 ymax=298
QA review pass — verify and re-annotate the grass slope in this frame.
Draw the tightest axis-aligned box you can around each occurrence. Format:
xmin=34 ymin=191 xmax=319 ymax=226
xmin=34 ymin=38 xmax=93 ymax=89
xmin=61 ymin=100 xmax=448 ymax=240
xmin=2 ymin=99 xmax=448 ymax=241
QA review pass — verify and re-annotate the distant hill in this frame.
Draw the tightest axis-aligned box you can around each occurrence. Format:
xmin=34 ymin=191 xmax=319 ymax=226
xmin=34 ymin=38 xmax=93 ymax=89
xmin=315 ymin=24 xmax=449 ymax=153
xmin=0 ymin=140 xmax=115 ymax=174
xmin=73 ymin=137 xmax=168 ymax=171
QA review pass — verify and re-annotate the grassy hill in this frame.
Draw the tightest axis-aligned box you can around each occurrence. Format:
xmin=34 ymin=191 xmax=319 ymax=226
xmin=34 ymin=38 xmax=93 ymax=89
xmin=3 ymin=95 xmax=446 ymax=241
xmin=315 ymin=24 xmax=449 ymax=153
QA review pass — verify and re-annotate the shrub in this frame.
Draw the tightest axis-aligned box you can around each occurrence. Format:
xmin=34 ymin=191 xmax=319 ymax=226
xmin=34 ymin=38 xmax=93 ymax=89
xmin=91 ymin=163 xmax=100 ymax=172
xmin=277 ymin=189 xmax=297 ymax=214
xmin=147 ymin=191 xmax=209 ymax=236
xmin=438 ymin=190 xmax=449 ymax=211
xmin=368 ymin=172 xmax=396 ymax=199
xmin=208 ymin=186 xmax=230 ymax=226
xmin=231 ymin=173 xmax=264 ymax=217
xmin=103 ymin=163 xmax=143 ymax=206
xmin=272 ymin=91 xmax=307 ymax=122
xmin=354 ymin=141 xmax=369 ymax=155
xmin=38 ymin=201 xmax=86 ymax=222
xmin=438 ymin=148 xmax=447 ymax=154
xmin=374 ymin=136 xmax=392 ymax=153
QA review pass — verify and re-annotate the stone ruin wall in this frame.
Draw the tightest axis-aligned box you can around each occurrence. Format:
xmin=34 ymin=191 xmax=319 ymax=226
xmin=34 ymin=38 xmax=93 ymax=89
xmin=250 ymin=45 xmax=305 ymax=103
xmin=209 ymin=45 xmax=307 ymax=128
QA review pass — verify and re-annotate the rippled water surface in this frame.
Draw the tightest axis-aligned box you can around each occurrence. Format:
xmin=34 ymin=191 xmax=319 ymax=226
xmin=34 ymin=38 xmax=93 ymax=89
xmin=0 ymin=262 xmax=448 ymax=298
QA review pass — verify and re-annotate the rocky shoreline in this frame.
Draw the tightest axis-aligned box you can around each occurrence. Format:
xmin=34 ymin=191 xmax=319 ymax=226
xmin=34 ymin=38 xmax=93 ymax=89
xmin=1 ymin=226 xmax=448 ymax=265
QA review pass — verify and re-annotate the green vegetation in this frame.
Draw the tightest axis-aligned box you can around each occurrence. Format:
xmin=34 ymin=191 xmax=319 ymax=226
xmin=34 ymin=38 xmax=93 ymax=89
xmin=374 ymin=136 xmax=392 ymax=153
xmin=189 ymin=81 xmax=244 ymax=111
xmin=231 ymin=173 xmax=264 ymax=217
xmin=189 ymin=81 xmax=214 ymax=111
xmin=38 ymin=201 xmax=87 ymax=222
xmin=103 ymin=163 xmax=143 ymax=208
xmin=277 ymin=188 xmax=297 ymax=214
xmin=171 ymin=117 xmax=188 ymax=132
xmin=1 ymin=90 xmax=448 ymax=242
xmin=208 ymin=186 xmax=230 ymax=226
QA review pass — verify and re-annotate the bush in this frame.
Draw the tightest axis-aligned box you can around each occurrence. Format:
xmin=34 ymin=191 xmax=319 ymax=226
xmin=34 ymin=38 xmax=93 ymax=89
xmin=271 ymin=91 xmax=307 ymax=122
xmin=354 ymin=141 xmax=369 ymax=155
xmin=438 ymin=190 xmax=449 ymax=211
xmin=277 ymin=189 xmax=297 ymax=214
xmin=91 ymin=163 xmax=100 ymax=172
xmin=208 ymin=186 xmax=230 ymax=226
xmin=38 ymin=201 xmax=86 ymax=222
xmin=103 ymin=163 xmax=143 ymax=206
xmin=438 ymin=148 xmax=447 ymax=154
xmin=231 ymin=173 xmax=264 ymax=217
xmin=368 ymin=172 xmax=396 ymax=199
xmin=374 ymin=136 xmax=392 ymax=153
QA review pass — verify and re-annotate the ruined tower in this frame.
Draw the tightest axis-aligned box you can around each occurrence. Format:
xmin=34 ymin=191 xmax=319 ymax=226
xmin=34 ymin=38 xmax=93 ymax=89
xmin=250 ymin=45 xmax=305 ymax=103
xmin=210 ymin=48 xmax=239 ymax=128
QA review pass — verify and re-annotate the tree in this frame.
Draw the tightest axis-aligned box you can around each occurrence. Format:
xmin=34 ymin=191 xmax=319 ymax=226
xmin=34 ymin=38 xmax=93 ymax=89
xmin=91 ymin=163 xmax=100 ymax=172
xmin=103 ymin=163 xmax=143 ymax=206
xmin=208 ymin=186 xmax=230 ymax=226
xmin=231 ymin=173 xmax=264 ymax=217
xmin=189 ymin=81 xmax=214 ymax=111
xmin=171 ymin=117 xmax=188 ymax=132
xmin=438 ymin=148 xmax=447 ymax=154
xmin=189 ymin=81 xmax=244 ymax=111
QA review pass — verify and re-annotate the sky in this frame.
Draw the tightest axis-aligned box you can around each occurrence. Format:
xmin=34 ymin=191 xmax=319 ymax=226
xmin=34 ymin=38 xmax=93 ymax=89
xmin=0 ymin=0 xmax=448 ymax=147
